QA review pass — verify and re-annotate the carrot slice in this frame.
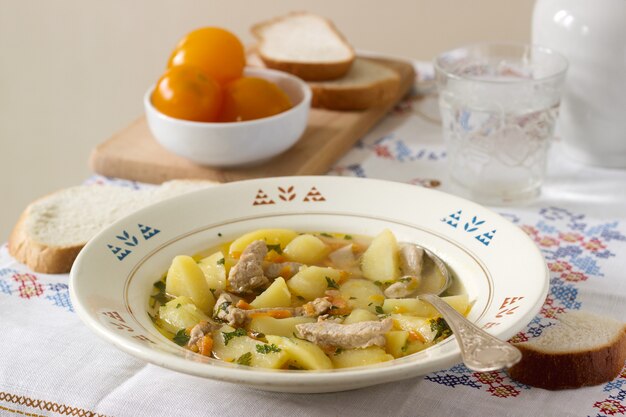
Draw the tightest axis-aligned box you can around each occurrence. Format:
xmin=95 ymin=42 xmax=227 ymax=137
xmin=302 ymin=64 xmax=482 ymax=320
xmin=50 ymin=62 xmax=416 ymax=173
xmin=198 ymin=335 xmax=213 ymax=356
xmin=280 ymin=265 xmax=296 ymax=279
xmin=236 ymin=300 xmax=252 ymax=310
xmin=408 ymin=330 xmax=425 ymax=343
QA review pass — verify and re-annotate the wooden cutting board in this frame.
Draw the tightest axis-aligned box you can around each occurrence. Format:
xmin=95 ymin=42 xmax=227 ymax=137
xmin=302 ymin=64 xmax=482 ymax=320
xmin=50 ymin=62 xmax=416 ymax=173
xmin=90 ymin=57 xmax=415 ymax=184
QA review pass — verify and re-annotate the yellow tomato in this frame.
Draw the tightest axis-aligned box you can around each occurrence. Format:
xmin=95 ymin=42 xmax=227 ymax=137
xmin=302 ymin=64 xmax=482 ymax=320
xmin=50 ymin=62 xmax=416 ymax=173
xmin=219 ymin=77 xmax=292 ymax=122
xmin=151 ymin=65 xmax=222 ymax=122
xmin=168 ymin=27 xmax=245 ymax=85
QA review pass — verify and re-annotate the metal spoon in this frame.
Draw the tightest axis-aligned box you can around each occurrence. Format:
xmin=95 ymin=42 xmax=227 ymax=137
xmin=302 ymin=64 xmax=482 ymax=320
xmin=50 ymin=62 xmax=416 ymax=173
xmin=413 ymin=247 xmax=522 ymax=372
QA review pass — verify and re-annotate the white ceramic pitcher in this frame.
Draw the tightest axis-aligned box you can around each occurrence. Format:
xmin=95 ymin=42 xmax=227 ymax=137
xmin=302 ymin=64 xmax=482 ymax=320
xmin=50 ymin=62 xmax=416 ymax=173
xmin=532 ymin=0 xmax=626 ymax=168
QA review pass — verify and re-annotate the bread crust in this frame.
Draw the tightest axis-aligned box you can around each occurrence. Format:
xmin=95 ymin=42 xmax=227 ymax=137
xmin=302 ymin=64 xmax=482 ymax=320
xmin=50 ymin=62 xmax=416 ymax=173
xmin=508 ymin=325 xmax=626 ymax=390
xmin=256 ymin=57 xmax=353 ymax=82
xmin=7 ymin=180 xmax=217 ymax=275
xmin=8 ymin=208 xmax=83 ymax=274
xmin=310 ymin=75 xmax=400 ymax=111
xmin=252 ymin=11 xmax=356 ymax=81
xmin=246 ymin=53 xmax=406 ymax=111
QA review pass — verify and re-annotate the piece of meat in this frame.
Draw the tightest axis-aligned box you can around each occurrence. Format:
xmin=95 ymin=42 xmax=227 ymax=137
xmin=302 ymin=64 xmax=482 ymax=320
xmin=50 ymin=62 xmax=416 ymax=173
xmin=214 ymin=291 xmax=304 ymax=326
xmin=187 ymin=320 xmax=221 ymax=347
xmin=400 ymin=244 xmax=424 ymax=277
xmin=302 ymin=297 xmax=333 ymax=317
xmin=327 ymin=244 xmax=362 ymax=276
xmin=385 ymin=245 xmax=424 ymax=298
xmin=295 ymin=318 xmax=393 ymax=349
xmin=323 ymin=289 xmax=351 ymax=315
xmin=384 ymin=277 xmax=420 ymax=299
xmin=213 ymin=292 xmax=246 ymax=326
xmin=263 ymin=261 xmax=302 ymax=279
xmin=228 ymin=240 xmax=269 ymax=293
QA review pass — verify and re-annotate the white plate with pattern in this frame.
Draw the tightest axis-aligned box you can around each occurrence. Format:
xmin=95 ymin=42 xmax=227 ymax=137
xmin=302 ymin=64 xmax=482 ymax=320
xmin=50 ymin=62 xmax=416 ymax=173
xmin=69 ymin=176 xmax=548 ymax=393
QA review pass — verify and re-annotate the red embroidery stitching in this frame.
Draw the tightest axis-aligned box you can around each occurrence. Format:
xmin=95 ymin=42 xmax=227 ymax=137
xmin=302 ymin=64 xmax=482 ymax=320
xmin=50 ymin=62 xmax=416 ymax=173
xmin=12 ymin=273 xmax=43 ymax=299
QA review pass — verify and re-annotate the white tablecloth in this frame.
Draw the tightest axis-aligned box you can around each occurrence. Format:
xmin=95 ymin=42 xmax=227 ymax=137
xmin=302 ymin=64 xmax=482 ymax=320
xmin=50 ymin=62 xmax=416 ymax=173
xmin=1 ymin=62 xmax=625 ymax=417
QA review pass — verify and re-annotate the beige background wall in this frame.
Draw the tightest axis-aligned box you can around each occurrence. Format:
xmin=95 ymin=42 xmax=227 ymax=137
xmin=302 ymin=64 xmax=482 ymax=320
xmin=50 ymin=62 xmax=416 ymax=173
xmin=0 ymin=0 xmax=535 ymax=240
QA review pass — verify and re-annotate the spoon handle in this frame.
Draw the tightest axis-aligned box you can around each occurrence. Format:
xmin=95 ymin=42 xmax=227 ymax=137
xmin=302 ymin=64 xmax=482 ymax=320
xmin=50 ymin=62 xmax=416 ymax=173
xmin=420 ymin=293 xmax=522 ymax=372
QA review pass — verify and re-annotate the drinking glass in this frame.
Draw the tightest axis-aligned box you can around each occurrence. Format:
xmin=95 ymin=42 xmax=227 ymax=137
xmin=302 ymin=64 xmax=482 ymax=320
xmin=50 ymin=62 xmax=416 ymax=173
xmin=435 ymin=43 xmax=568 ymax=204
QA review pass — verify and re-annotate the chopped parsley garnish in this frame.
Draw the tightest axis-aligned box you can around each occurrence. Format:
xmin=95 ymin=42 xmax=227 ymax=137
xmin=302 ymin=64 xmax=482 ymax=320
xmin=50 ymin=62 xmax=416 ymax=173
xmin=217 ymin=257 xmax=225 ymax=266
xmin=222 ymin=327 xmax=247 ymax=345
xmin=218 ymin=301 xmax=232 ymax=314
xmin=399 ymin=277 xmax=413 ymax=283
xmin=256 ymin=344 xmax=282 ymax=354
xmin=368 ymin=302 xmax=373 ymax=307
xmin=151 ymin=280 xmax=170 ymax=304
xmin=344 ymin=234 xmax=352 ymax=240
xmin=430 ymin=317 xmax=452 ymax=341
xmin=334 ymin=347 xmax=344 ymax=355
xmin=209 ymin=288 xmax=216 ymax=297
xmin=375 ymin=305 xmax=385 ymax=314
xmin=325 ymin=276 xmax=339 ymax=289
xmin=401 ymin=341 xmax=409 ymax=353
xmin=173 ymin=329 xmax=190 ymax=346
xmin=373 ymin=281 xmax=383 ymax=287
xmin=152 ymin=292 xmax=170 ymax=305
xmin=236 ymin=352 xmax=252 ymax=366
xmin=320 ymin=232 xmax=333 ymax=238
xmin=175 ymin=303 xmax=182 ymax=309
xmin=266 ymin=244 xmax=283 ymax=254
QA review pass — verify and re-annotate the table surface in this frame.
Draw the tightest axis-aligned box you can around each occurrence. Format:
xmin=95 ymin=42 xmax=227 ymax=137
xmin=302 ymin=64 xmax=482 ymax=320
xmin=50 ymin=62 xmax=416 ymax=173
xmin=1 ymin=61 xmax=625 ymax=417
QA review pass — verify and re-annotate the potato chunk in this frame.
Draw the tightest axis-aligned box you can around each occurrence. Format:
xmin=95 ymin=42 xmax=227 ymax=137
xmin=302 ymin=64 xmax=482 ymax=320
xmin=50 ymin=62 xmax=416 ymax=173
xmin=330 ymin=347 xmax=394 ymax=368
xmin=250 ymin=277 xmax=292 ymax=308
xmin=343 ymin=308 xmax=378 ymax=324
xmin=382 ymin=294 xmax=469 ymax=317
xmin=165 ymin=255 xmax=215 ymax=313
xmin=390 ymin=314 xmax=437 ymax=343
xmin=248 ymin=316 xmax=316 ymax=337
xmin=283 ymin=234 xmax=329 ymax=264
xmin=229 ymin=229 xmax=298 ymax=256
xmin=212 ymin=326 xmax=289 ymax=369
xmin=360 ymin=229 xmax=400 ymax=282
xmin=158 ymin=296 xmax=210 ymax=333
xmin=266 ymin=335 xmax=333 ymax=370
xmin=440 ymin=294 xmax=470 ymax=316
xmin=382 ymin=298 xmax=422 ymax=315
xmin=287 ymin=266 xmax=343 ymax=301
xmin=197 ymin=251 xmax=227 ymax=291
xmin=385 ymin=330 xmax=410 ymax=358
xmin=340 ymin=279 xmax=384 ymax=313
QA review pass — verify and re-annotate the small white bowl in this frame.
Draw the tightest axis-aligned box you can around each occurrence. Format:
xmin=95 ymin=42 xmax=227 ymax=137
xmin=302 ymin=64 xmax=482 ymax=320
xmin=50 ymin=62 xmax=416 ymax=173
xmin=144 ymin=67 xmax=311 ymax=167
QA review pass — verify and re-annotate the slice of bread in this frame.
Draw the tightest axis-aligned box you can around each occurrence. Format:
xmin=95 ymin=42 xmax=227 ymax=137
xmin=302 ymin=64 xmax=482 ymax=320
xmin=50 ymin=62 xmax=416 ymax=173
xmin=308 ymin=58 xmax=401 ymax=110
xmin=8 ymin=180 xmax=215 ymax=274
xmin=508 ymin=311 xmax=626 ymax=390
xmin=252 ymin=11 xmax=355 ymax=81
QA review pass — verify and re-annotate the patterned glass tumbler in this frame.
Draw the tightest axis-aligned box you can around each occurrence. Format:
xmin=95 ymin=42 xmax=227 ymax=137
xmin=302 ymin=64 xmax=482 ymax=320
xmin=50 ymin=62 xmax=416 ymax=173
xmin=435 ymin=43 xmax=568 ymax=205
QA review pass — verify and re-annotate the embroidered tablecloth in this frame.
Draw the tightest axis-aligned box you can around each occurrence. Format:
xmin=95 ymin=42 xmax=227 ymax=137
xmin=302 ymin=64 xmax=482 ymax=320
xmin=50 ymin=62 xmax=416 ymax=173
xmin=1 ymin=62 xmax=625 ymax=417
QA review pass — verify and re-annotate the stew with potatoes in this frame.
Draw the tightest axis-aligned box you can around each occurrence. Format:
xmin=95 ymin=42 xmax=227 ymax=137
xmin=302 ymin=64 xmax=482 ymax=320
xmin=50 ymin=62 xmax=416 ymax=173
xmin=149 ymin=229 xmax=470 ymax=370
